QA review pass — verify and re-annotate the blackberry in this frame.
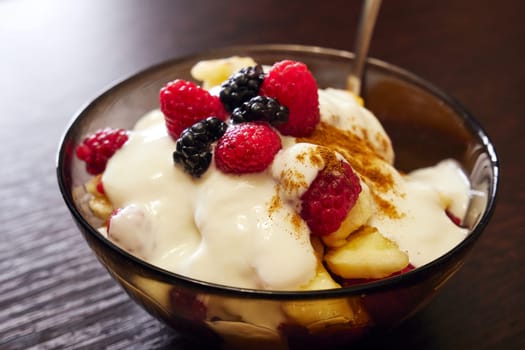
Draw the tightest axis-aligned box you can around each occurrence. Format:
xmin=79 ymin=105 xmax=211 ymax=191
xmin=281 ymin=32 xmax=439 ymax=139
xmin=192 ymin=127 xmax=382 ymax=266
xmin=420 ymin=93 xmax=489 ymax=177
xmin=231 ymin=96 xmax=289 ymax=125
xmin=219 ymin=65 xmax=265 ymax=111
xmin=173 ymin=117 xmax=227 ymax=177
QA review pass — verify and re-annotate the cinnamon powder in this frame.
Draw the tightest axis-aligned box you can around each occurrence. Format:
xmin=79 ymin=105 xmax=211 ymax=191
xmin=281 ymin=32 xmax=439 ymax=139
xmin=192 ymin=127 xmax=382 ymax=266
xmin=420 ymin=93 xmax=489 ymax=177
xmin=298 ymin=122 xmax=402 ymax=219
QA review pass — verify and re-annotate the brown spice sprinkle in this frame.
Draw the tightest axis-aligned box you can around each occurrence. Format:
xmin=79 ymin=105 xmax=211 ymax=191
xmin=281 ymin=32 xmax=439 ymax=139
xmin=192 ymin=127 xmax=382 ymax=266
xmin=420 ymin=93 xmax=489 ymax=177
xmin=375 ymin=131 xmax=390 ymax=155
xmin=295 ymin=152 xmax=306 ymax=163
xmin=268 ymin=189 xmax=307 ymax=239
xmin=310 ymin=145 xmax=343 ymax=174
xmin=371 ymin=192 xmax=404 ymax=219
xmin=279 ymin=168 xmax=308 ymax=194
xmin=298 ymin=122 xmax=401 ymax=219
xmin=268 ymin=191 xmax=282 ymax=217
xmin=289 ymin=212 xmax=304 ymax=235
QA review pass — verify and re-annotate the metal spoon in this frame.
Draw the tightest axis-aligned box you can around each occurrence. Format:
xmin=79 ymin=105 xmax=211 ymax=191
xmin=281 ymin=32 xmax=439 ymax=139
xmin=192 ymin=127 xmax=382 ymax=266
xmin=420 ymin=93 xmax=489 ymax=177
xmin=347 ymin=0 xmax=382 ymax=95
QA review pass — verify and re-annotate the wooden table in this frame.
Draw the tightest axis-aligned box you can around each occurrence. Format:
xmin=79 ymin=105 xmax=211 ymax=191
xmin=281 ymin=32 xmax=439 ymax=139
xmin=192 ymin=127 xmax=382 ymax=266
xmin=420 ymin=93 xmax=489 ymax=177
xmin=1 ymin=0 xmax=523 ymax=349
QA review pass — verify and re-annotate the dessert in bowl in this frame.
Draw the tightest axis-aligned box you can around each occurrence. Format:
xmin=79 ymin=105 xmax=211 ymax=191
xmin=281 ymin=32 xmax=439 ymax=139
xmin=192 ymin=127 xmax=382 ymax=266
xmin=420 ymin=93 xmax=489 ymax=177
xmin=57 ymin=45 xmax=498 ymax=349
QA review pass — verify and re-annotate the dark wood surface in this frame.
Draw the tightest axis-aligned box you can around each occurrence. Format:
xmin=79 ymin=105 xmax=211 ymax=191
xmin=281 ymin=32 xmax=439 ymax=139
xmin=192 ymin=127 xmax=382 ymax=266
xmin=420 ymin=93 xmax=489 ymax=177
xmin=1 ymin=0 xmax=523 ymax=349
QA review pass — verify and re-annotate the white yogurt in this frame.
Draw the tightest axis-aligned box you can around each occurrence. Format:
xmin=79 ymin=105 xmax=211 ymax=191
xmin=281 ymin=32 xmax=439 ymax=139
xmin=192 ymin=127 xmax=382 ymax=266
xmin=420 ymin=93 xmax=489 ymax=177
xmin=103 ymin=110 xmax=317 ymax=290
xmin=101 ymin=88 xmax=471 ymax=290
xmin=369 ymin=160 xmax=469 ymax=266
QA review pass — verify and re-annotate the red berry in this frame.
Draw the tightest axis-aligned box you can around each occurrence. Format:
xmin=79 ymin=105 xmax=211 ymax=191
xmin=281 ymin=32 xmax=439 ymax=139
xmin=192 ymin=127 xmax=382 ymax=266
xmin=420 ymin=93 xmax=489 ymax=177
xmin=214 ymin=122 xmax=282 ymax=174
xmin=159 ymin=79 xmax=227 ymax=139
xmin=76 ymin=128 xmax=128 ymax=175
xmin=260 ymin=60 xmax=320 ymax=137
xmin=97 ymin=179 xmax=105 ymax=194
xmin=88 ymin=174 xmax=105 ymax=194
xmin=300 ymin=161 xmax=361 ymax=236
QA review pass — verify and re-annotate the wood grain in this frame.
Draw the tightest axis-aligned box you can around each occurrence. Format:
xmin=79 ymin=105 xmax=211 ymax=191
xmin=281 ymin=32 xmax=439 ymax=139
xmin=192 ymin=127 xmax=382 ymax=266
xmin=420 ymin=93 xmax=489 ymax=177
xmin=1 ymin=0 xmax=524 ymax=349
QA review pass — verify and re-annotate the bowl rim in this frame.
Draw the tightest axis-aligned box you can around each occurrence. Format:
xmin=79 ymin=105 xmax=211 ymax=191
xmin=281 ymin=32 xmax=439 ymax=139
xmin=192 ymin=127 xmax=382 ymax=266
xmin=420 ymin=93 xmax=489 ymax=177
xmin=56 ymin=44 xmax=499 ymax=300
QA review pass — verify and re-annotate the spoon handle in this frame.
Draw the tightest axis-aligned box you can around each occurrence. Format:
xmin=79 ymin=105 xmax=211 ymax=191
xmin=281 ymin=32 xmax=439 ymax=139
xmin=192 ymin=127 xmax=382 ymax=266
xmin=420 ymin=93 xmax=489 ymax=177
xmin=347 ymin=0 xmax=382 ymax=95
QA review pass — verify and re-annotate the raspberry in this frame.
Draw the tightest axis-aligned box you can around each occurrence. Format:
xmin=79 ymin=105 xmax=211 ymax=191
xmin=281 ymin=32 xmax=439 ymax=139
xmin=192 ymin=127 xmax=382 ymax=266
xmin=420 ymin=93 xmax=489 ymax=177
xmin=231 ymin=96 xmax=289 ymax=125
xmin=76 ymin=128 xmax=128 ymax=175
xmin=300 ymin=161 xmax=361 ymax=236
xmin=173 ymin=117 xmax=228 ymax=177
xmin=214 ymin=122 xmax=282 ymax=174
xmin=219 ymin=65 xmax=265 ymax=111
xmin=159 ymin=79 xmax=227 ymax=139
xmin=260 ymin=60 xmax=320 ymax=137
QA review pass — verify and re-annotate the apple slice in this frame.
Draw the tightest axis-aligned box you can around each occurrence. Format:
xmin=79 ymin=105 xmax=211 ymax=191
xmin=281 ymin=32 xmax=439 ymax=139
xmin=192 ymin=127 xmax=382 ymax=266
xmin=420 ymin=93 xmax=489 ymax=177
xmin=325 ymin=226 xmax=409 ymax=279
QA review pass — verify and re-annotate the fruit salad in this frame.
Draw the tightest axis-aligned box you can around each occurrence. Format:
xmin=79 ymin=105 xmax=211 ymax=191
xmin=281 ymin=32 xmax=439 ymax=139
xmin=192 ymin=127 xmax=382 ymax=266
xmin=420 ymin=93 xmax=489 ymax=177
xmin=76 ymin=56 xmax=470 ymax=292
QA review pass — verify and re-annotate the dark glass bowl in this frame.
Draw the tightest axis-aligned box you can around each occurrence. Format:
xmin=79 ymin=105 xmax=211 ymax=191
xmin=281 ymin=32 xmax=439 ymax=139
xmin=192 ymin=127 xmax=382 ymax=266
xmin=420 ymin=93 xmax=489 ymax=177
xmin=57 ymin=45 xmax=498 ymax=349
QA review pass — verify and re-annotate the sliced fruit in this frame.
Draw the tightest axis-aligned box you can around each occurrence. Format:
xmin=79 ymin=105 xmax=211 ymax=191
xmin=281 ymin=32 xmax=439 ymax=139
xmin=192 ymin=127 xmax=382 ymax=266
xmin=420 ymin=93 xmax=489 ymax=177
xmin=325 ymin=226 xmax=409 ymax=279
xmin=131 ymin=275 xmax=171 ymax=311
xmin=282 ymin=263 xmax=354 ymax=326
xmin=310 ymin=236 xmax=325 ymax=261
xmin=300 ymin=262 xmax=341 ymax=290
xmin=85 ymin=175 xmax=113 ymax=220
xmin=88 ymin=195 xmax=113 ymax=221
xmin=85 ymin=175 xmax=104 ymax=197
xmin=190 ymin=56 xmax=257 ymax=89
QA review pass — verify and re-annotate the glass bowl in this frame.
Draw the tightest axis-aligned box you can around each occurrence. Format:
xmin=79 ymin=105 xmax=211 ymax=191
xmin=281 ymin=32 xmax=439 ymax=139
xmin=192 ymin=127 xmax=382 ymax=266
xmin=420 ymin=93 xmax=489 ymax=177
xmin=56 ymin=44 xmax=498 ymax=349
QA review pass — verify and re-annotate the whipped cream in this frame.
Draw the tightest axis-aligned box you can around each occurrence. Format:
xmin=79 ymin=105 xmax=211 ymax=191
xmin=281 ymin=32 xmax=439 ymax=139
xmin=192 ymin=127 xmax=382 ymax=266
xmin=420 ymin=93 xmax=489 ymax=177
xmin=101 ymin=88 xmax=470 ymax=290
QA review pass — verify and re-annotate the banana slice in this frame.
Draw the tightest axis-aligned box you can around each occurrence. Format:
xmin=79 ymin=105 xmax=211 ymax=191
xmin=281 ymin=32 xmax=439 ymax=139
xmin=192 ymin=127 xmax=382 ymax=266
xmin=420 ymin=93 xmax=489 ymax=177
xmin=191 ymin=56 xmax=257 ymax=89
xmin=325 ymin=226 xmax=409 ymax=279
